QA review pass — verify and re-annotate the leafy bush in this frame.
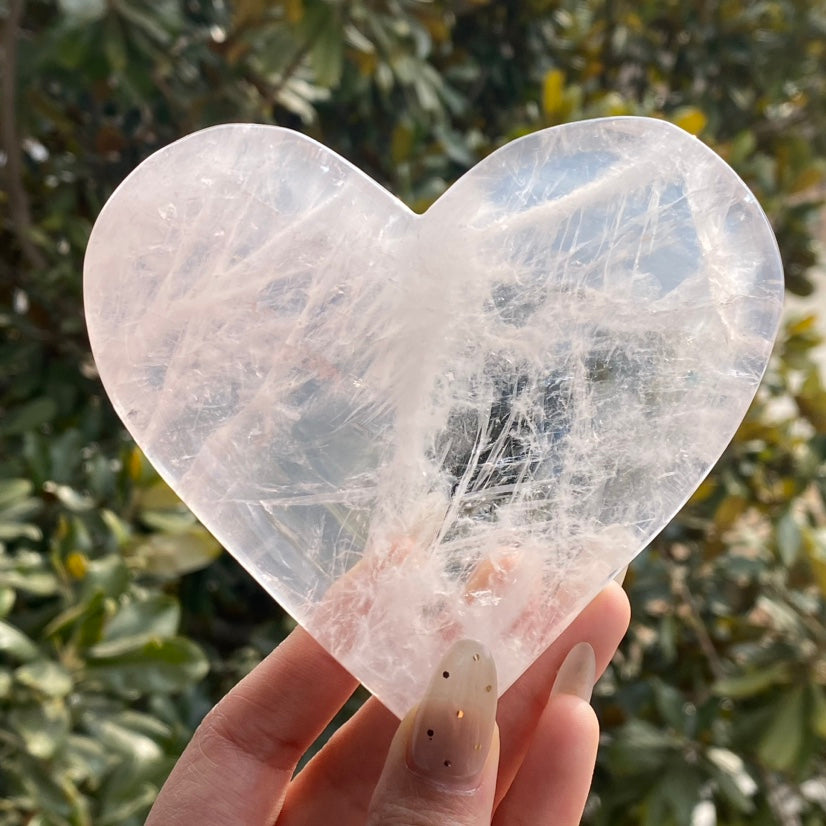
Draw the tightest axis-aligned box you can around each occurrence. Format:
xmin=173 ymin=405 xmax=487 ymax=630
xmin=1 ymin=1 xmax=825 ymax=823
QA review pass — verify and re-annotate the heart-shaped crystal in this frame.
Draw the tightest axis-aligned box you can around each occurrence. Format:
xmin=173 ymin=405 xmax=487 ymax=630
xmin=84 ymin=118 xmax=783 ymax=716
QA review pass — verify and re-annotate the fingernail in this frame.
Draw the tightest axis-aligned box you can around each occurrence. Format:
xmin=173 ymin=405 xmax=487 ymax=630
xmin=614 ymin=565 xmax=628 ymax=586
xmin=408 ymin=640 xmax=497 ymax=787
xmin=551 ymin=642 xmax=596 ymax=703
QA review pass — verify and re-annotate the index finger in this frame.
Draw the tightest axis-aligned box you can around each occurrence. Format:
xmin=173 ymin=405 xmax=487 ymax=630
xmin=146 ymin=627 xmax=358 ymax=826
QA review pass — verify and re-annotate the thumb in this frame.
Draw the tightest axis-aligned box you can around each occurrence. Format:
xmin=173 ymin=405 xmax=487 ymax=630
xmin=366 ymin=640 xmax=499 ymax=826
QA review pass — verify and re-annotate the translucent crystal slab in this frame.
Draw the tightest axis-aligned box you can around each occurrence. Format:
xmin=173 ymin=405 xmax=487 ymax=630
xmin=84 ymin=118 xmax=783 ymax=716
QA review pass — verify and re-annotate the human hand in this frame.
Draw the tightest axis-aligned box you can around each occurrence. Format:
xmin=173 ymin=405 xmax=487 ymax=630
xmin=145 ymin=581 xmax=629 ymax=825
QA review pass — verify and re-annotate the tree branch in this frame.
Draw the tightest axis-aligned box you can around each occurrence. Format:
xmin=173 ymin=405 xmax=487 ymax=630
xmin=674 ymin=573 xmax=725 ymax=681
xmin=1 ymin=0 xmax=46 ymax=273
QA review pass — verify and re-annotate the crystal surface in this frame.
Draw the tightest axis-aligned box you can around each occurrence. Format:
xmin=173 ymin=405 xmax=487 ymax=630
xmin=83 ymin=118 xmax=784 ymax=717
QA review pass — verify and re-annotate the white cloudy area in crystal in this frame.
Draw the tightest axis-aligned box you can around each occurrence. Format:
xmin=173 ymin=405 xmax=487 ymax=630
xmin=83 ymin=119 xmax=783 ymax=717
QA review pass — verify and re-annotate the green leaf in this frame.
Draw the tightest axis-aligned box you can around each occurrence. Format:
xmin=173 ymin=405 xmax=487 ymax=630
xmin=758 ymin=686 xmax=807 ymax=772
xmin=79 ymin=714 xmax=172 ymax=822
xmin=1 ymin=397 xmax=58 ymax=436
xmin=116 ymin=0 xmax=177 ymax=46
xmin=100 ymin=508 xmax=131 ymax=547
xmin=705 ymin=747 xmax=757 ymax=813
xmin=82 ymin=714 xmax=164 ymax=765
xmin=86 ymin=636 xmax=208 ymax=693
xmin=59 ymin=0 xmax=107 ymax=22
xmin=4 ymin=752 xmax=76 ymax=819
xmin=112 ymin=708 xmax=173 ymax=742
xmin=127 ymin=526 xmax=222 ymax=577
xmin=97 ymin=786 xmax=159 ymax=826
xmin=776 ymin=511 xmax=802 ymax=566
xmin=102 ymin=14 xmax=128 ymax=73
xmin=0 ymin=585 xmax=15 ymax=616
xmin=0 ymin=491 xmax=41 ymax=523
xmin=0 ymin=483 xmax=42 ymax=537
xmin=44 ymin=590 xmax=108 ymax=648
xmin=0 ymin=550 xmax=59 ymax=595
xmin=306 ymin=3 xmax=343 ymax=87
xmin=809 ymin=683 xmax=826 ymax=739
xmin=728 ymin=129 xmax=757 ymax=165
xmin=796 ymin=370 xmax=826 ymax=433
xmin=134 ymin=479 xmax=182 ymax=510
xmin=714 ymin=662 xmax=792 ymax=699
xmin=139 ymin=508 xmax=197 ymax=533
xmin=653 ymin=679 xmax=686 ymax=731
xmin=657 ymin=613 xmax=678 ymax=663
xmin=101 ymin=594 xmax=180 ymax=647
xmin=82 ymin=554 xmax=130 ymax=599
xmin=61 ymin=733 xmax=111 ymax=785
xmin=605 ymin=720 xmax=680 ymax=775
xmin=0 ymin=667 xmax=13 ymax=698
xmin=0 ymin=478 xmax=33 ymax=508
xmin=14 ymin=659 xmax=74 ymax=698
xmin=804 ymin=529 xmax=826 ymax=594
xmin=658 ymin=764 xmax=705 ymax=825
xmin=9 ymin=700 xmax=71 ymax=759
xmin=0 ymin=620 xmax=39 ymax=661
xmin=0 ymin=520 xmax=42 ymax=541
xmin=43 ymin=481 xmax=96 ymax=512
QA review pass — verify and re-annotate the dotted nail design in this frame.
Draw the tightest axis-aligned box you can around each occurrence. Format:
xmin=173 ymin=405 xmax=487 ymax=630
xmin=411 ymin=641 xmax=496 ymax=780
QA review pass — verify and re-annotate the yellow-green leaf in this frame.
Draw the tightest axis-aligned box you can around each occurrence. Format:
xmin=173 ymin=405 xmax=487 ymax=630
xmin=673 ymin=106 xmax=708 ymax=135
xmin=542 ymin=69 xmax=565 ymax=116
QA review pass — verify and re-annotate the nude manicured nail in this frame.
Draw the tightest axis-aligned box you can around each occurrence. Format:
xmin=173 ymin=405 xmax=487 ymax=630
xmin=551 ymin=642 xmax=596 ymax=702
xmin=408 ymin=640 xmax=497 ymax=786
xmin=614 ymin=565 xmax=628 ymax=586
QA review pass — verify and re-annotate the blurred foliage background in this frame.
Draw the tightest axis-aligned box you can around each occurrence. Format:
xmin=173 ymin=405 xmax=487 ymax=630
xmin=2 ymin=0 xmax=826 ymax=823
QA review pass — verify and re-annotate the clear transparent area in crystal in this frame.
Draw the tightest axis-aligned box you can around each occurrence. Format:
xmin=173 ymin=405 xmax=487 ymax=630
xmin=83 ymin=117 xmax=784 ymax=716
